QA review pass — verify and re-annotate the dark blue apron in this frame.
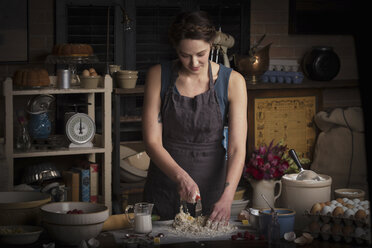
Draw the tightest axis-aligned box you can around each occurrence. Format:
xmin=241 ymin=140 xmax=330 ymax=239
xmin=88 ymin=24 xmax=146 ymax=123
xmin=144 ymin=61 xmax=226 ymax=220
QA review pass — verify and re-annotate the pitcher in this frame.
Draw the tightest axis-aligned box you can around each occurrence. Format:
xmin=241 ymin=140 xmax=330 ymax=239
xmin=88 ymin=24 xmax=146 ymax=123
xmin=249 ymin=179 xmax=282 ymax=209
xmin=125 ymin=202 xmax=154 ymax=233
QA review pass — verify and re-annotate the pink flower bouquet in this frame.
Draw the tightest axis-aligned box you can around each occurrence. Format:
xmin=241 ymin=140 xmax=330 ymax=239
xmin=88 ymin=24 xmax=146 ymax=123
xmin=244 ymin=140 xmax=289 ymax=180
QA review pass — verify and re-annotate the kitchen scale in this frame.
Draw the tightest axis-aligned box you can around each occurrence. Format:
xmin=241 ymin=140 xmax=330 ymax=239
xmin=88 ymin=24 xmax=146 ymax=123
xmin=65 ymin=104 xmax=95 ymax=148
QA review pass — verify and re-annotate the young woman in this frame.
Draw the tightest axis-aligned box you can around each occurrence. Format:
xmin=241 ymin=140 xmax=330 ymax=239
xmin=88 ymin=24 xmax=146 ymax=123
xmin=142 ymin=11 xmax=247 ymax=224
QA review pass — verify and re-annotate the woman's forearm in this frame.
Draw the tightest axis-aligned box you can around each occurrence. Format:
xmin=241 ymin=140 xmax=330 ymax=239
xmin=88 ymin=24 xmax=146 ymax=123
xmin=145 ymin=140 xmax=188 ymax=183
xmin=221 ymin=146 xmax=246 ymax=201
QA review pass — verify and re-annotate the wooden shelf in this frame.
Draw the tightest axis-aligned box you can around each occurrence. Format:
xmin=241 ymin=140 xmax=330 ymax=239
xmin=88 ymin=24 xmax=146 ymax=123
xmin=113 ymin=85 xmax=144 ymax=95
xmin=120 ymin=115 xmax=142 ymax=123
xmin=12 ymin=87 xmax=106 ymax=95
xmin=2 ymin=76 xmax=113 ymax=213
xmin=13 ymin=147 xmax=106 ymax=158
xmin=120 ymin=140 xmax=144 ymax=145
xmin=246 ymin=79 xmax=359 ymax=90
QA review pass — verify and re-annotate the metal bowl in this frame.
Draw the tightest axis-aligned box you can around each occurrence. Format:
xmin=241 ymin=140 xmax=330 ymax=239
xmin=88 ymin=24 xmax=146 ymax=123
xmin=22 ymin=163 xmax=61 ymax=184
xmin=26 ymin=94 xmax=55 ymax=114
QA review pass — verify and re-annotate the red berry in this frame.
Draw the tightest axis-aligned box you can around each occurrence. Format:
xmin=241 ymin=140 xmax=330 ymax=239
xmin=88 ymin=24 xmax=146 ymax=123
xmin=237 ymin=232 xmax=242 ymax=238
xmin=244 ymin=231 xmax=250 ymax=238
xmin=259 ymin=234 xmax=266 ymax=240
xmin=249 ymin=234 xmax=255 ymax=240
xmin=231 ymin=235 xmax=238 ymax=240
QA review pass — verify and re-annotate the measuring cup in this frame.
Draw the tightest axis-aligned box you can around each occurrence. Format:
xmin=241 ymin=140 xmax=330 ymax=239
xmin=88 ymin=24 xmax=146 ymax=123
xmin=125 ymin=202 xmax=154 ymax=233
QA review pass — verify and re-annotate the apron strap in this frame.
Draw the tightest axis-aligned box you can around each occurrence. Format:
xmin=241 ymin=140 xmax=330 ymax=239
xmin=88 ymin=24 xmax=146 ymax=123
xmin=208 ymin=60 xmax=215 ymax=90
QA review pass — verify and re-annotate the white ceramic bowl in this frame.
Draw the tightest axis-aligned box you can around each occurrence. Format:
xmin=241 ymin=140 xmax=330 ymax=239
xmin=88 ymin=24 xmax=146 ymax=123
xmin=0 ymin=191 xmax=51 ymax=225
xmin=41 ymin=202 xmax=108 ymax=225
xmin=40 ymin=202 xmax=109 ymax=245
xmin=123 ymin=151 xmax=150 ymax=171
xmin=120 ymin=159 xmax=148 ymax=183
xmin=231 ymin=199 xmax=249 ymax=216
xmin=43 ymin=222 xmax=104 ymax=246
xmin=0 ymin=225 xmax=43 ymax=245
xmin=117 ymin=74 xmax=138 ymax=79
xmin=80 ymin=75 xmax=101 ymax=89
xmin=117 ymin=70 xmax=138 ymax=75
xmin=117 ymin=77 xmax=138 ymax=89
xmin=120 ymin=145 xmax=138 ymax=159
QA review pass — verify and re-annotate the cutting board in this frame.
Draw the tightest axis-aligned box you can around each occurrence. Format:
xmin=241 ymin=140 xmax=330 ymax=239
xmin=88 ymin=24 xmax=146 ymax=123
xmin=110 ymin=218 xmax=259 ymax=245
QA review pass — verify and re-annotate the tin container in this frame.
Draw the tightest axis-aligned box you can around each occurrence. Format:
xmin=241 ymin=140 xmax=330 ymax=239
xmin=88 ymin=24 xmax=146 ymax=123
xmin=57 ymin=69 xmax=71 ymax=89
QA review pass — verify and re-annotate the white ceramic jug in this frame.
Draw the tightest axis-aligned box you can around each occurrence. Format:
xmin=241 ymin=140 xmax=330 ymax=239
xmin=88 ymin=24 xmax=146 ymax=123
xmin=249 ymin=179 xmax=282 ymax=209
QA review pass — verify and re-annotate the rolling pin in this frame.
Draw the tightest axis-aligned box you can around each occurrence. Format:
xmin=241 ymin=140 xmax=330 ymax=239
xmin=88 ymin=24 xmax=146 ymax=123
xmin=102 ymin=213 xmax=133 ymax=231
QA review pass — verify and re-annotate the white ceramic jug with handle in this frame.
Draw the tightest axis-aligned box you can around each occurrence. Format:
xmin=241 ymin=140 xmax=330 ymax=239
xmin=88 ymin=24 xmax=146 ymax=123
xmin=249 ymin=179 xmax=282 ymax=209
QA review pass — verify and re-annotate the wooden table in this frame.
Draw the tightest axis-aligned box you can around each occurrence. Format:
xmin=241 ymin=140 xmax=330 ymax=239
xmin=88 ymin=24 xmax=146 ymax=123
xmin=97 ymin=231 xmax=370 ymax=248
xmin=6 ymin=230 xmax=368 ymax=247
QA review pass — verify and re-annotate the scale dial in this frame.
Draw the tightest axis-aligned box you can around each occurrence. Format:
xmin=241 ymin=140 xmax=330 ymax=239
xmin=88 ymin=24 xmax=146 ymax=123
xmin=65 ymin=113 xmax=95 ymax=145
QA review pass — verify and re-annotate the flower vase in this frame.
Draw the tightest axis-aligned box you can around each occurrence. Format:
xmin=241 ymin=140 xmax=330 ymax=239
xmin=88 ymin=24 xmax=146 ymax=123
xmin=249 ymin=179 xmax=282 ymax=209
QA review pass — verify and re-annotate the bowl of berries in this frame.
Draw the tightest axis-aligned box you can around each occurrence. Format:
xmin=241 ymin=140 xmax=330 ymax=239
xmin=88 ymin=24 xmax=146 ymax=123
xmin=40 ymin=202 xmax=108 ymax=245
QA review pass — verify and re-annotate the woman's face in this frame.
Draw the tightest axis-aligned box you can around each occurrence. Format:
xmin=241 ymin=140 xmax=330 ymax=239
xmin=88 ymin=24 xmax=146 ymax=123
xmin=176 ymin=39 xmax=211 ymax=74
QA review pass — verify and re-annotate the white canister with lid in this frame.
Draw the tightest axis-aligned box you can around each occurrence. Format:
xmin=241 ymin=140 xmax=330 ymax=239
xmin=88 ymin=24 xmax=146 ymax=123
xmin=279 ymin=173 xmax=332 ymax=230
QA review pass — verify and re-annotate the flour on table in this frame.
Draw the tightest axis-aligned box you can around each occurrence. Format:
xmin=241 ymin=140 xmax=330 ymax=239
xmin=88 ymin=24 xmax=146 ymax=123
xmin=169 ymin=206 xmax=237 ymax=238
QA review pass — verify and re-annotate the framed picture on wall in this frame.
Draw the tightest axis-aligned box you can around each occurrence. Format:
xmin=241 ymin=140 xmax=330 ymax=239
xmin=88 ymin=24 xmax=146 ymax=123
xmin=247 ymin=89 xmax=322 ymax=160
xmin=0 ymin=0 xmax=28 ymax=63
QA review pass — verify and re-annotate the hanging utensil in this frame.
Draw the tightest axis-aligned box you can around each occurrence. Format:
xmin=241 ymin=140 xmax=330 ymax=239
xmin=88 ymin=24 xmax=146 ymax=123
xmin=289 ymin=149 xmax=321 ymax=181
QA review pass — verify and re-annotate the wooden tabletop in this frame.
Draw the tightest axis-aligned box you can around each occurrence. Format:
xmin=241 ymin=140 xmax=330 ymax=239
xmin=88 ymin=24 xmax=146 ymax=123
xmin=96 ymin=231 xmax=370 ymax=248
xmin=10 ymin=231 xmax=368 ymax=247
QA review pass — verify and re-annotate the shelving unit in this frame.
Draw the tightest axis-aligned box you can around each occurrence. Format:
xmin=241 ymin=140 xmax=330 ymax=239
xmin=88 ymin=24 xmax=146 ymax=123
xmin=2 ymin=75 xmax=112 ymax=212
xmin=112 ymin=85 xmax=144 ymax=214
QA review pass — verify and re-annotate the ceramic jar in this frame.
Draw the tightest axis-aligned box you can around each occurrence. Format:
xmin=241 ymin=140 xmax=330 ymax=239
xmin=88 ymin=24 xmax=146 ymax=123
xmin=249 ymin=179 xmax=282 ymax=209
xmin=279 ymin=173 xmax=332 ymax=230
xmin=28 ymin=112 xmax=51 ymax=139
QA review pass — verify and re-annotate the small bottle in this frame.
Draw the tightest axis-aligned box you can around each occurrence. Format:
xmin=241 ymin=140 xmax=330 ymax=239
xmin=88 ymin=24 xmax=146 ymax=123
xmin=16 ymin=116 xmax=31 ymax=151
xmin=268 ymin=210 xmax=280 ymax=247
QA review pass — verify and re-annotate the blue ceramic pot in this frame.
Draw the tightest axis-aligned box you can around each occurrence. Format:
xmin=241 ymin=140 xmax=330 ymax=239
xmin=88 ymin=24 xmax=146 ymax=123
xmin=259 ymin=208 xmax=296 ymax=238
xmin=28 ymin=112 xmax=51 ymax=139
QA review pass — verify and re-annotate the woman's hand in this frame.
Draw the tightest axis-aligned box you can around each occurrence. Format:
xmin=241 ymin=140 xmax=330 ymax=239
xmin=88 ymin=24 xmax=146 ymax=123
xmin=208 ymin=195 xmax=233 ymax=226
xmin=176 ymin=172 xmax=200 ymax=203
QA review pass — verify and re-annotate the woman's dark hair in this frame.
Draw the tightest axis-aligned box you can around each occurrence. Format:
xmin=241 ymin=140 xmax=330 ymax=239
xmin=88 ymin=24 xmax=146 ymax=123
xmin=168 ymin=11 xmax=216 ymax=47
